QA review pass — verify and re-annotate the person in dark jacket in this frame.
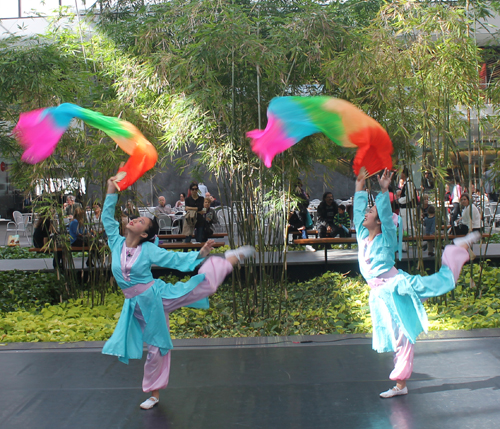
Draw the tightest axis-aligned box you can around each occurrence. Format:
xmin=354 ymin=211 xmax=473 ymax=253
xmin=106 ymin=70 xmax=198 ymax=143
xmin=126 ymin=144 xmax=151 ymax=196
xmin=184 ymin=182 xmax=205 ymax=242
xmin=294 ymin=180 xmax=310 ymax=227
xmin=316 ymin=192 xmax=339 ymax=238
xmin=33 ymin=214 xmax=54 ymax=248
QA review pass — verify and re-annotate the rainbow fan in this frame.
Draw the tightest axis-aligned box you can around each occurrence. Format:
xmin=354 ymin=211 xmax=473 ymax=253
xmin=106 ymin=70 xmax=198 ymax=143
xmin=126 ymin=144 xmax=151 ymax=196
xmin=13 ymin=103 xmax=158 ymax=191
xmin=247 ymin=96 xmax=393 ymax=176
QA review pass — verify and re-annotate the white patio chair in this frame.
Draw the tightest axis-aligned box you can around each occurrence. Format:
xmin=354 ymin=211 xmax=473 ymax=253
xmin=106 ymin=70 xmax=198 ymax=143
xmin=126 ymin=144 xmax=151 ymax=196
xmin=217 ymin=207 xmax=234 ymax=233
xmin=158 ymin=216 xmax=180 ymax=235
xmin=5 ymin=211 xmax=32 ymax=245
xmin=483 ymin=206 xmax=492 ymax=227
xmin=488 ymin=203 xmax=500 ymax=226
xmin=308 ymin=199 xmax=320 ymax=210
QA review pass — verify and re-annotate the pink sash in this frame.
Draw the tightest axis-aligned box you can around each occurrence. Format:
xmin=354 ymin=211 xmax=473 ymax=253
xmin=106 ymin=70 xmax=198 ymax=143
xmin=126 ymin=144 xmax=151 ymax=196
xmin=367 ymin=266 xmax=399 ymax=289
xmin=122 ymin=280 xmax=155 ymax=299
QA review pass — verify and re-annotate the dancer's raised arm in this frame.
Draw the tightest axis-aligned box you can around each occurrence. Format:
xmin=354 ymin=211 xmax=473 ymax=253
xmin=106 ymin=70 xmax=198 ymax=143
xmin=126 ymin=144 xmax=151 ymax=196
xmin=354 ymin=168 xmax=369 ymax=238
xmin=375 ymin=169 xmax=397 ymax=247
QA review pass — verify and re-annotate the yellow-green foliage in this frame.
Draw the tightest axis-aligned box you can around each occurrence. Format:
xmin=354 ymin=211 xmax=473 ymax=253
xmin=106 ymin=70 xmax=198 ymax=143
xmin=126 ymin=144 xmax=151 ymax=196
xmin=0 ymin=294 xmax=124 ymax=343
xmin=1 ymin=264 xmax=500 ymax=344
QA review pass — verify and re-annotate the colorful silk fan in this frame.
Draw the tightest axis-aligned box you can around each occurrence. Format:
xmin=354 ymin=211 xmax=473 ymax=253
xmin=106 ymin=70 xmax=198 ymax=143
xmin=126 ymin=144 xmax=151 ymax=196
xmin=13 ymin=103 xmax=158 ymax=191
xmin=247 ymin=96 xmax=393 ymax=176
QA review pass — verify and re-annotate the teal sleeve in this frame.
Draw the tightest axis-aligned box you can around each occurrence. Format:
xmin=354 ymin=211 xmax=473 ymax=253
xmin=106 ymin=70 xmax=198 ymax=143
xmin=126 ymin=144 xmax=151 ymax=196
xmin=353 ymin=191 xmax=368 ymax=239
xmin=148 ymin=245 xmax=203 ymax=272
xmin=375 ymin=191 xmax=397 ymax=246
xmin=102 ymin=194 xmax=121 ymax=248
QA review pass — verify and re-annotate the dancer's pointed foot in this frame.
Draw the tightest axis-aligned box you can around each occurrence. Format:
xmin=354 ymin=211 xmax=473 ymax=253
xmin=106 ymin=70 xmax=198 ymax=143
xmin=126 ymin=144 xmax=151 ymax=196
xmin=140 ymin=396 xmax=159 ymax=410
xmin=453 ymin=231 xmax=481 ymax=248
xmin=225 ymin=245 xmax=256 ymax=265
xmin=454 ymin=231 xmax=481 ymax=259
xmin=454 ymin=231 xmax=480 ymax=261
xmin=379 ymin=386 xmax=408 ymax=398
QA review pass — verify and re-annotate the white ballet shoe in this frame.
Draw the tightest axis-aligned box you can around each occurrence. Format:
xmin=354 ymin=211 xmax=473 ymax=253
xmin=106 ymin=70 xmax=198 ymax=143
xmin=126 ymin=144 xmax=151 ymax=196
xmin=140 ymin=396 xmax=159 ymax=410
xmin=379 ymin=386 xmax=408 ymax=398
xmin=453 ymin=231 xmax=481 ymax=248
xmin=225 ymin=245 xmax=256 ymax=263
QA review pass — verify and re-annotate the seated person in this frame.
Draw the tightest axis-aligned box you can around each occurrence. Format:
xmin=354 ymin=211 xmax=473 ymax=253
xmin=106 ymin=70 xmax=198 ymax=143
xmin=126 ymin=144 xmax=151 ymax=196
xmin=420 ymin=194 xmax=430 ymax=219
xmin=288 ymin=209 xmax=307 ymax=239
xmin=33 ymin=213 xmax=56 ymax=248
xmin=155 ymin=196 xmax=172 ymax=216
xmin=91 ymin=202 xmax=102 ymax=222
xmin=334 ymin=204 xmax=350 ymax=238
xmin=453 ymin=193 xmax=481 ymax=236
xmin=64 ymin=195 xmax=82 ymax=219
xmin=175 ymin=193 xmax=186 ymax=209
xmin=205 ymin=192 xmax=221 ymax=208
xmin=90 ymin=202 xmax=106 ymax=237
xmin=202 ymin=198 xmax=218 ymax=241
xmin=316 ymin=191 xmax=340 ymax=238
xmin=294 ymin=180 xmax=310 ymax=228
xmin=122 ymin=200 xmax=139 ymax=220
xmin=423 ymin=205 xmax=436 ymax=256
xmin=69 ymin=207 xmax=89 ymax=247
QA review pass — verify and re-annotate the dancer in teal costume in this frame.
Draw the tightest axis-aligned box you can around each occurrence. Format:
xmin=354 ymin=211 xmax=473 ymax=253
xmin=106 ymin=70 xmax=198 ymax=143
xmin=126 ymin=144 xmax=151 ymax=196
xmin=354 ymin=168 xmax=479 ymax=398
xmin=101 ymin=196 xmax=208 ymax=364
xmin=101 ymin=173 xmax=255 ymax=409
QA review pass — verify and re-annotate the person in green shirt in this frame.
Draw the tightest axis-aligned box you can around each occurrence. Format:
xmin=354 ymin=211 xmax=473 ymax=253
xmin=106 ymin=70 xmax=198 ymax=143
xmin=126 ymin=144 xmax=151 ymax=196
xmin=334 ymin=205 xmax=350 ymax=238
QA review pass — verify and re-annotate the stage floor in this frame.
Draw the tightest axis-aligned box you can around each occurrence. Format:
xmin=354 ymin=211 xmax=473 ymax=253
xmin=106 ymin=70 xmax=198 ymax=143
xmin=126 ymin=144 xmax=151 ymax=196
xmin=1 ymin=331 xmax=500 ymax=429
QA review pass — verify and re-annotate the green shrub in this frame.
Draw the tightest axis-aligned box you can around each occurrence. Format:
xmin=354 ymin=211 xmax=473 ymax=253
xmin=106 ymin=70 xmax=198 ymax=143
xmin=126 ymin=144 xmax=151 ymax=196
xmin=0 ymin=247 xmax=51 ymax=259
xmin=1 ymin=263 xmax=500 ymax=343
xmin=0 ymin=271 xmax=64 ymax=313
xmin=488 ymin=233 xmax=500 ymax=244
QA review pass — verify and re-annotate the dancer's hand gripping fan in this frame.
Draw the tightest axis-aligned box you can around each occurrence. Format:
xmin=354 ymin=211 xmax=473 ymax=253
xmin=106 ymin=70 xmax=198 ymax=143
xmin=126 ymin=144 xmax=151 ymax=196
xmin=247 ymin=96 xmax=393 ymax=176
xmin=13 ymin=103 xmax=158 ymax=191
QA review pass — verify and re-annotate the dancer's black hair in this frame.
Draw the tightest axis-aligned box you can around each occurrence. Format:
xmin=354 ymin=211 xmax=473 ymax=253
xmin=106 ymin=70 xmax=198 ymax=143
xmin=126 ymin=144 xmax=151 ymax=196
xmin=138 ymin=217 xmax=159 ymax=244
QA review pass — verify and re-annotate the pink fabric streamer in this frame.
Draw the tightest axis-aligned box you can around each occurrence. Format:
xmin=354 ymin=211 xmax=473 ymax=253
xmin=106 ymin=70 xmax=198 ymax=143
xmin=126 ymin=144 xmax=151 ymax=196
xmin=14 ymin=109 xmax=65 ymax=164
xmin=246 ymin=114 xmax=295 ymax=168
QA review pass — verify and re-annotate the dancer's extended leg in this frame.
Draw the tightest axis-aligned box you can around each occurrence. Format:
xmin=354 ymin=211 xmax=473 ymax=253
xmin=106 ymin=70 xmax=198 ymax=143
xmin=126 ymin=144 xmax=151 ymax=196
xmin=409 ymin=243 xmax=473 ymax=299
xmin=162 ymin=256 xmax=233 ymax=312
xmin=442 ymin=244 xmax=470 ymax=282
xmin=137 ymin=247 xmax=255 ymax=409
xmin=138 ymin=257 xmax=233 ymax=401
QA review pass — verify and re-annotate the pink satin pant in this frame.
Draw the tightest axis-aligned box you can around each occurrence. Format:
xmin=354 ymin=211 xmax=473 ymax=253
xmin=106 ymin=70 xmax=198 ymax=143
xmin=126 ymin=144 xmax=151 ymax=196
xmin=389 ymin=244 xmax=469 ymax=380
xmin=133 ymin=256 xmax=233 ymax=392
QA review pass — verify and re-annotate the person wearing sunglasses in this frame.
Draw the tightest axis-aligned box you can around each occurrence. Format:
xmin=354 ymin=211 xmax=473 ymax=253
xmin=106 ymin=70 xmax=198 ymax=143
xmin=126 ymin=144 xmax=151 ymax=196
xmin=183 ymin=182 xmax=205 ymax=242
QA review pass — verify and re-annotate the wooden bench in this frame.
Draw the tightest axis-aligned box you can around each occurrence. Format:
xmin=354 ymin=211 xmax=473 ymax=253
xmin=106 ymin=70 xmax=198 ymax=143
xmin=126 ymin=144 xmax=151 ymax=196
xmin=158 ymin=242 xmax=226 ymax=250
xmin=287 ymin=229 xmax=356 ymax=243
xmin=404 ymin=233 xmax=490 ymax=242
xmin=293 ymin=233 xmax=491 ymax=265
xmin=288 ymin=229 xmax=319 ymax=238
xmin=292 ymin=237 xmax=357 ymax=266
xmin=158 ymin=233 xmax=227 ymax=241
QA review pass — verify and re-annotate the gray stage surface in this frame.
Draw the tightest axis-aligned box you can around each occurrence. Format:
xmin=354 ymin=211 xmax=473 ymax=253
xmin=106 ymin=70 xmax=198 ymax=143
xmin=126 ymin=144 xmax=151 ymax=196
xmin=1 ymin=330 xmax=500 ymax=429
